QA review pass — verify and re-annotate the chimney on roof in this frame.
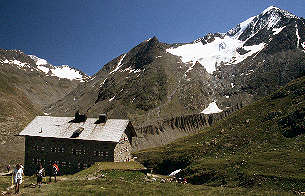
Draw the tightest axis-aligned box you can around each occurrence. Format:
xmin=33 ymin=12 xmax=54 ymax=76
xmin=68 ymin=110 xmax=87 ymax=123
xmin=99 ymin=114 xmax=107 ymax=123
xmin=94 ymin=114 xmax=107 ymax=124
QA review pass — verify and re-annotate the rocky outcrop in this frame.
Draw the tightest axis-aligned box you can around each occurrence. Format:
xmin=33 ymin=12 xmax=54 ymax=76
xmin=132 ymin=103 xmax=243 ymax=151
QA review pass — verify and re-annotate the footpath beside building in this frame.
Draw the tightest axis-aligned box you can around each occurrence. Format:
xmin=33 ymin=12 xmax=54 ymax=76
xmin=18 ymin=114 xmax=137 ymax=175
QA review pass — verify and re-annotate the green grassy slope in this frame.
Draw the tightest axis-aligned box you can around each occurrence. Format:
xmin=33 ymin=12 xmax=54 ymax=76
xmin=1 ymin=162 xmax=296 ymax=195
xmin=135 ymin=76 xmax=305 ymax=192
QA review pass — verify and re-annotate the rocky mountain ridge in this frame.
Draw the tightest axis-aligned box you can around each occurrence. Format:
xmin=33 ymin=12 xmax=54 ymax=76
xmin=0 ymin=49 xmax=89 ymax=109
xmin=44 ymin=7 xmax=305 ymax=150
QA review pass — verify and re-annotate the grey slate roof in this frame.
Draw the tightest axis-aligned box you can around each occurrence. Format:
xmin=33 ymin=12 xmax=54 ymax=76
xmin=19 ymin=116 xmax=131 ymax=142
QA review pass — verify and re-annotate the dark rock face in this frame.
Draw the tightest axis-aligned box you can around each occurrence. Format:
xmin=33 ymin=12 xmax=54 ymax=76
xmin=133 ymin=103 xmax=243 ymax=151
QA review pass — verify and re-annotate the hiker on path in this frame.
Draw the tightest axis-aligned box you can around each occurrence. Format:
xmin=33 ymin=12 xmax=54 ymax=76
xmin=6 ymin=164 xmax=10 ymax=173
xmin=36 ymin=164 xmax=45 ymax=188
xmin=12 ymin=164 xmax=23 ymax=194
xmin=49 ymin=163 xmax=59 ymax=182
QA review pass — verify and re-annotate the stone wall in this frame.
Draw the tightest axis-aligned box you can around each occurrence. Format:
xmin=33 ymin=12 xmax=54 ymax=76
xmin=24 ymin=136 xmax=116 ymax=175
xmin=114 ymin=132 xmax=133 ymax=162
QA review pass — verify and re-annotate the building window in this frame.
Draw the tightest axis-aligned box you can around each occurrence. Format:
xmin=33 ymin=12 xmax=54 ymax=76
xmin=32 ymin=158 xmax=42 ymax=164
xmin=51 ymin=147 xmax=57 ymax=152
xmin=94 ymin=151 xmax=110 ymax=157
xmin=72 ymin=148 xmax=76 ymax=155
xmin=72 ymin=149 xmax=85 ymax=155
xmin=33 ymin=145 xmax=40 ymax=151
xmin=33 ymin=145 xmax=45 ymax=152
xmin=58 ymin=147 xmax=64 ymax=153
xmin=67 ymin=162 xmax=72 ymax=168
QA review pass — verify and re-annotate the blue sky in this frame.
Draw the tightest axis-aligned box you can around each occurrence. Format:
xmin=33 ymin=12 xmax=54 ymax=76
xmin=1 ymin=0 xmax=304 ymax=75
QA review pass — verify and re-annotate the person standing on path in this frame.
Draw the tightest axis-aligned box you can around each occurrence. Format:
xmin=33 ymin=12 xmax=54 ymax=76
xmin=49 ymin=162 xmax=59 ymax=182
xmin=6 ymin=164 xmax=10 ymax=173
xmin=12 ymin=164 xmax=23 ymax=194
xmin=36 ymin=164 xmax=45 ymax=188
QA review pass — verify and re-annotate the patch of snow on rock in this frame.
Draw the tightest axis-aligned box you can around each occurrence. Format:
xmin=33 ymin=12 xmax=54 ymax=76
xmin=169 ymin=169 xmax=181 ymax=176
xmin=51 ymin=65 xmax=84 ymax=81
xmin=2 ymin=59 xmax=30 ymax=69
xmin=272 ymin=26 xmax=285 ymax=35
xmin=109 ymin=96 xmax=115 ymax=102
xmin=201 ymin=101 xmax=223 ymax=114
xmin=295 ymin=24 xmax=300 ymax=48
xmin=37 ymin=66 xmax=50 ymax=74
xmin=301 ymin=41 xmax=305 ymax=50
xmin=122 ymin=67 xmax=141 ymax=73
xmin=166 ymin=34 xmax=266 ymax=74
xmin=29 ymin=55 xmax=48 ymax=65
xmin=110 ymin=54 xmax=126 ymax=74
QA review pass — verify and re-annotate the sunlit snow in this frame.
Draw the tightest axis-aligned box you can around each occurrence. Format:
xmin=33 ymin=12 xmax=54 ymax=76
xmin=110 ymin=54 xmax=126 ymax=74
xmin=37 ymin=65 xmax=50 ymax=74
xmin=165 ymin=6 xmax=300 ymax=74
xmin=201 ymin=101 xmax=223 ymax=114
xmin=169 ymin=169 xmax=181 ymax=176
xmin=109 ymin=96 xmax=115 ymax=102
xmin=2 ymin=59 xmax=30 ymax=69
xmin=167 ymin=35 xmax=266 ymax=74
xmin=296 ymin=24 xmax=300 ymax=48
xmin=262 ymin=6 xmax=298 ymax=19
xmin=29 ymin=55 xmax=48 ymax=65
xmin=301 ymin=42 xmax=305 ymax=50
xmin=272 ymin=27 xmax=285 ymax=35
xmin=51 ymin=65 xmax=84 ymax=81
xmin=122 ymin=67 xmax=142 ymax=73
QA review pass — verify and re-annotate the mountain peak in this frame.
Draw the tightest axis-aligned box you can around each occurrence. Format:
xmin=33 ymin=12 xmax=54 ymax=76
xmin=262 ymin=6 xmax=280 ymax=15
xmin=144 ymin=36 xmax=159 ymax=43
xmin=261 ymin=5 xmax=299 ymax=19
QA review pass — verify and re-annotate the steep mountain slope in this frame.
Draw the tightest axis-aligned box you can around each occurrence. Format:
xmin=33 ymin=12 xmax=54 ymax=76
xmin=47 ymin=37 xmax=215 ymax=125
xmin=46 ymin=7 xmax=304 ymax=151
xmin=0 ymin=49 xmax=89 ymax=109
xmin=136 ymin=76 xmax=305 ymax=192
xmin=0 ymin=71 xmax=39 ymax=171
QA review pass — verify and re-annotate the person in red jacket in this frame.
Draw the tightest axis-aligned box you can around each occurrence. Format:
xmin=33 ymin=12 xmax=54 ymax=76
xmin=49 ymin=163 xmax=59 ymax=182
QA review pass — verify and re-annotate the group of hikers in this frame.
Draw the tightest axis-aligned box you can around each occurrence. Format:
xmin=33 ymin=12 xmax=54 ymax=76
xmin=36 ymin=162 xmax=59 ymax=187
xmin=9 ymin=162 xmax=59 ymax=194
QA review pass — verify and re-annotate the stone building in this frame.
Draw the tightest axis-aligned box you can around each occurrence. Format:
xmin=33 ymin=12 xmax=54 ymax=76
xmin=18 ymin=114 xmax=137 ymax=175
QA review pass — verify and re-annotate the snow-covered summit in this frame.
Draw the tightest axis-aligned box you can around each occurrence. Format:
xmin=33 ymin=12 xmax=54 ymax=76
xmin=29 ymin=55 xmax=88 ymax=81
xmin=262 ymin=6 xmax=299 ymax=19
xmin=166 ymin=6 xmax=298 ymax=74
xmin=2 ymin=54 xmax=89 ymax=82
